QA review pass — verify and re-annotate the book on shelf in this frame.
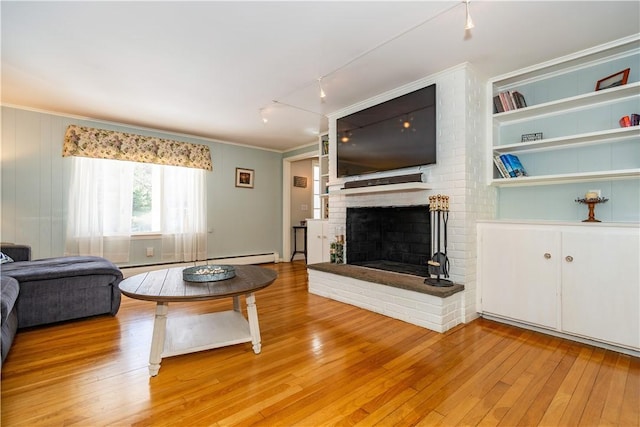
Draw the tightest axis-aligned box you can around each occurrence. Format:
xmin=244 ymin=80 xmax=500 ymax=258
xmin=493 ymin=155 xmax=510 ymax=178
xmin=498 ymin=154 xmax=528 ymax=178
xmin=512 ymin=91 xmax=527 ymax=108
xmin=493 ymin=96 xmax=504 ymax=113
xmin=493 ymin=90 xmax=527 ymax=113
xmin=498 ymin=154 xmax=516 ymax=177
xmin=499 ymin=92 xmax=513 ymax=111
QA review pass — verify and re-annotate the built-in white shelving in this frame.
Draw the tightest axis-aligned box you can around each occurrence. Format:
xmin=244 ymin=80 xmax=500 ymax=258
xmin=493 ymin=127 xmax=640 ymax=154
xmin=318 ymin=134 xmax=329 ymax=219
xmin=492 ymin=82 xmax=640 ymax=124
xmin=491 ymin=169 xmax=640 ymax=187
xmin=488 ymin=35 xmax=640 ymax=188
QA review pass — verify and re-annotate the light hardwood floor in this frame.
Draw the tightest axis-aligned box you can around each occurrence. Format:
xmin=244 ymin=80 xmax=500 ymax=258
xmin=1 ymin=261 xmax=638 ymax=426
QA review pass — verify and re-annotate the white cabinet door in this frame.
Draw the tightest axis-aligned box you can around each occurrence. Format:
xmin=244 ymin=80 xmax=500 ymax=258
xmin=479 ymin=224 xmax=560 ymax=329
xmin=561 ymin=227 xmax=640 ymax=350
xmin=307 ymin=220 xmax=329 ymax=264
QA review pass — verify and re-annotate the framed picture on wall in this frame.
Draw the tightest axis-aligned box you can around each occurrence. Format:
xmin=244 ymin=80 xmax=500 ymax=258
xmin=595 ymin=68 xmax=630 ymax=91
xmin=235 ymin=168 xmax=254 ymax=188
xmin=293 ymin=176 xmax=307 ymax=188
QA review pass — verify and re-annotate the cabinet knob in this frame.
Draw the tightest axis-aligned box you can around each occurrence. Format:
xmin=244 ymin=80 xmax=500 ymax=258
xmin=544 ymin=253 xmax=551 ymax=259
xmin=565 ymin=255 xmax=574 ymax=262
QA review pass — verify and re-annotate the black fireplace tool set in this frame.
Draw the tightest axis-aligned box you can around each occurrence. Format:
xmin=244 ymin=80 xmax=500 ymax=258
xmin=425 ymin=194 xmax=453 ymax=287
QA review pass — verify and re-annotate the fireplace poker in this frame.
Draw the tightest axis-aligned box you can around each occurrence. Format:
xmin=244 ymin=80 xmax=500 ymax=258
xmin=443 ymin=209 xmax=449 ymax=278
xmin=425 ymin=194 xmax=452 ymax=287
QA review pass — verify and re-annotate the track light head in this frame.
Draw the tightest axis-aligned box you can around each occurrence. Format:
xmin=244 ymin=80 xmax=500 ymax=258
xmin=464 ymin=0 xmax=474 ymax=30
xmin=318 ymin=77 xmax=327 ymax=99
xmin=259 ymin=108 xmax=268 ymax=124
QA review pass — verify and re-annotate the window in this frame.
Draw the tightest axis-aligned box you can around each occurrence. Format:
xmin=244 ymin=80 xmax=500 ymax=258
xmin=132 ymin=163 xmax=161 ymax=233
xmin=313 ymin=161 xmax=321 ymax=219
xmin=65 ymin=156 xmax=207 ymax=263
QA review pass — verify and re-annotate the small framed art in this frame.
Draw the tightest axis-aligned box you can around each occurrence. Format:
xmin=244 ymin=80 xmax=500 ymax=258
xmin=595 ymin=68 xmax=630 ymax=91
xmin=235 ymin=168 xmax=254 ymax=188
xmin=293 ymin=176 xmax=307 ymax=188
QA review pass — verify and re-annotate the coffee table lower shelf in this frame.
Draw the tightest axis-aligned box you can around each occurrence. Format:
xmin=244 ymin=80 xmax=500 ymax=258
xmin=163 ymin=310 xmax=254 ymax=357
xmin=148 ymin=293 xmax=262 ymax=376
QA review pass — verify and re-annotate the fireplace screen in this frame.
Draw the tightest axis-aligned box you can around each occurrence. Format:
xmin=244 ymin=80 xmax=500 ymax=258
xmin=346 ymin=205 xmax=431 ymax=277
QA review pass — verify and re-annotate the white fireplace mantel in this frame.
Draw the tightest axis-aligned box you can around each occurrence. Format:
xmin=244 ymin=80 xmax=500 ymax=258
xmin=330 ymin=182 xmax=431 ymax=196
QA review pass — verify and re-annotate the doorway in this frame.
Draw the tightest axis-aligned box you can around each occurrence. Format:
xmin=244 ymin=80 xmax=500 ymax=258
xmin=282 ymin=152 xmax=318 ymax=263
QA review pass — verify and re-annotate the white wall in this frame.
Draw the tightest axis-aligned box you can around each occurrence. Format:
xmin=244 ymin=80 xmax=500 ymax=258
xmin=1 ymin=106 xmax=283 ymax=265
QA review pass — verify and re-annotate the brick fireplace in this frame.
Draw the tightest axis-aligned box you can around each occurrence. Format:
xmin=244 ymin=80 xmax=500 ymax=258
xmin=308 ymin=64 xmax=495 ymax=333
xmin=309 ymin=186 xmax=466 ymax=333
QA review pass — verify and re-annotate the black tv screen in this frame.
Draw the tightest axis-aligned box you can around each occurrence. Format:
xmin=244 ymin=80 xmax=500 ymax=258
xmin=336 ymin=84 xmax=436 ymax=178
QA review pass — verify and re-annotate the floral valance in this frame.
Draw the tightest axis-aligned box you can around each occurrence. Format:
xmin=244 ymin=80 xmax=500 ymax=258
xmin=62 ymin=125 xmax=212 ymax=171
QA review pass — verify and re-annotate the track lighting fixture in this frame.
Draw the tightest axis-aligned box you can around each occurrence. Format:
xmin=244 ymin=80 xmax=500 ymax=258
xmin=318 ymin=77 xmax=327 ymax=99
xmin=259 ymin=2 xmax=465 ymax=125
xmin=464 ymin=0 xmax=474 ymax=30
xmin=259 ymin=108 xmax=268 ymax=124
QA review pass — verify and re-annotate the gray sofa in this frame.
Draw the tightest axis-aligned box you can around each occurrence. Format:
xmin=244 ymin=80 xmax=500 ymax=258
xmin=1 ymin=244 xmax=123 ymax=364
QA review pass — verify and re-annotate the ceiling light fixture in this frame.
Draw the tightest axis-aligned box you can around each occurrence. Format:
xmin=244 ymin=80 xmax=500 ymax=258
xmin=464 ymin=0 xmax=474 ymax=30
xmin=318 ymin=77 xmax=327 ymax=99
xmin=259 ymin=108 xmax=268 ymax=124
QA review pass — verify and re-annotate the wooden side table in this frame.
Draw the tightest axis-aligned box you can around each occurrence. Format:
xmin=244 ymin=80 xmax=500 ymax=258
xmin=290 ymin=225 xmax=307 ymax=262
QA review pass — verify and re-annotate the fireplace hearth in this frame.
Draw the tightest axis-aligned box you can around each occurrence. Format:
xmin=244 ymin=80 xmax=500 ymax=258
xmin=352 ymin=260 xmax=432 ymax=277
xmin=346 ymin=205 xmax=431 ymax=278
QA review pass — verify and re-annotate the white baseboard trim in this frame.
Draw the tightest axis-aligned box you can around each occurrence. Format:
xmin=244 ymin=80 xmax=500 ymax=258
xmin=481 ymin=314 xmax=640 ymax=358
xmin=206 ymin=252 xmax=280 ymax=265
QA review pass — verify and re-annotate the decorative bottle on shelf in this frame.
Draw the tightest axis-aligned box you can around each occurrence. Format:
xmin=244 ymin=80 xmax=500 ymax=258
xmin=336 ymin=235 xmax=344 ymax=264
xmin=331 ymin=233 xmax=345 ymax=264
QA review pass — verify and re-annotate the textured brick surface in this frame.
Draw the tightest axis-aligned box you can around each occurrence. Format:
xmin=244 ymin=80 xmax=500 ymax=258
xmin=309 ymin=270 xmax=463 ymax=333
xmin=314 ymin=64 xmax=496 ymax=332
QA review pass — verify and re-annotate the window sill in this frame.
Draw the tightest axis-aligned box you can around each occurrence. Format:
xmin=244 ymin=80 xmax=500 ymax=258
xmin=131 ymin=233 xmax=162 ymax=240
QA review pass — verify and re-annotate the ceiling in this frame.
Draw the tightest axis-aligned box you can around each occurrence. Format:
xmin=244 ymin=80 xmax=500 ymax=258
xmin=2 ymin=1 xmax=639 ymax=152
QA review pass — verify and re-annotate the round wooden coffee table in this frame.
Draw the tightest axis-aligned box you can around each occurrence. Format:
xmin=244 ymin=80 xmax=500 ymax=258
xmin=119 ymin=264 xmax=277 ymax=376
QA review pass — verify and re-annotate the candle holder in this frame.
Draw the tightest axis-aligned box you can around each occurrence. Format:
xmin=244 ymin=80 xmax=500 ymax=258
xmin=575 ymin=197 xmax=609 ymax=222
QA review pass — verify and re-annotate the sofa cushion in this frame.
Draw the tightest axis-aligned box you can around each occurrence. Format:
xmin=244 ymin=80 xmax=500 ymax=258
xmin=1 ymin=276 xmax=20 ymax=363
xmin=1 ymin=276 xmax=19 ymax=325
xmin=0 ymin=244 xmax=31 ymax=262
xmin=1 ymin=256 xmax=122 ymax=285
xmin=2 ymin=256 xmax=123 ymax=328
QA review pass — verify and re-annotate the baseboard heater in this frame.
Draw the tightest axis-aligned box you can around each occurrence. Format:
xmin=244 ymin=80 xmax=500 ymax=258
xmin=206 ymin=252 xmax=280 ymax=265
xmin=344 ymin=173 xmax=424 ymax=189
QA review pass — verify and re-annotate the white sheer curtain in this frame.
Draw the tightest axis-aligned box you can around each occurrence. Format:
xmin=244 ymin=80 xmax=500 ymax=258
xmin=160 ymin=165 xmax=208 ymax=262
xmin=65 ymin=157 xmax=134 ymax=262
xmin=65 ymin=158 xmax=207 ymax=264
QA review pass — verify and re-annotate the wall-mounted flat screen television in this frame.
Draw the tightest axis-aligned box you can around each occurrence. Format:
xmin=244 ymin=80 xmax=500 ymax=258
xmin=336 ymin=83 xmax=436 ymax=178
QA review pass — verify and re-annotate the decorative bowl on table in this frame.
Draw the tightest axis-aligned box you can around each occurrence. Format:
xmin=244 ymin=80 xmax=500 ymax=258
xmin=183 ymin=265 xmax=236 ymax=282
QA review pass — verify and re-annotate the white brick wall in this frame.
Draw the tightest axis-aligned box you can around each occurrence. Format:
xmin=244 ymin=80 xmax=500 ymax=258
xmin=312 ymin=64 xmax=496 ymax=333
